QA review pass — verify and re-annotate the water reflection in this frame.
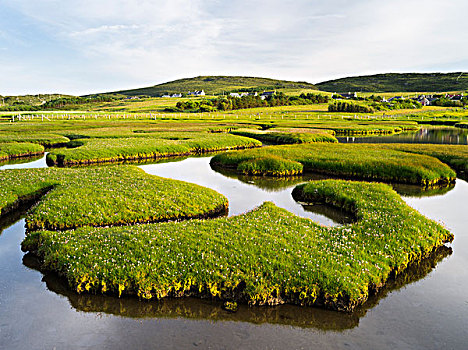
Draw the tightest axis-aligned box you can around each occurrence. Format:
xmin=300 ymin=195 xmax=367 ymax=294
xmin=21 ymin=245 xmax=451 ymax=331
xmin=338 ymin=127 xmax=468 ymax=145
xmin=0 ymin=153 xmax=46 ymax=170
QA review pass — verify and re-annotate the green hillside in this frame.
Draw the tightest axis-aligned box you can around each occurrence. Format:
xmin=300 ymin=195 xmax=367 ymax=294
xmin=111 ymin=76 xmax=318 ymax=96
xmin=316 ymin=72 xmax=468 ymax=93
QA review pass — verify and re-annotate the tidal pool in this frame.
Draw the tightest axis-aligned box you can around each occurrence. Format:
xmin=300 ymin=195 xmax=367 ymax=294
xmin=0 ymin=153 xmax=467 ymax=349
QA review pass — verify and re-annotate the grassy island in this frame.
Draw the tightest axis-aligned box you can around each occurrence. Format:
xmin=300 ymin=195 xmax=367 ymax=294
xmin=0 ymin=166 xmax=228 ymax=230
xmin=210 ymin=143 xmax=456 ymax=185
xmin=0 ymin=142 xmax=45 ymax=161
xmin=230 ymin=129 xmax=338 ymax=144
xmin=22 ymin=180 xmax=452 ymax=311
xmin=46 ymin=132 xmax=261 ymax=166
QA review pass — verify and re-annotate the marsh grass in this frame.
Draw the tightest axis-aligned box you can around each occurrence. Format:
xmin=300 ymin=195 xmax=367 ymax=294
xmin=22 ymin=180 xmax=452 ymax=311
xmin=211 ymin=143 xmax=456 ymax=186
xmin=230 ymin=129 xmax=337 ymax=144
xmin=0 ymin=166 xmax=228 ymax=230
xmin=46 ymin=133 xmax=262 ymax=166
xmin=0 ymin=142 xmax=44 ymax=160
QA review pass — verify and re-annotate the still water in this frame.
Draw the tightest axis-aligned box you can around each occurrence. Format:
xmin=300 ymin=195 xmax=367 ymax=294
xmin=1 ymin=131 xmax=467 ymax=349
xmin=338 ymin=127 xmax=468 ymax=145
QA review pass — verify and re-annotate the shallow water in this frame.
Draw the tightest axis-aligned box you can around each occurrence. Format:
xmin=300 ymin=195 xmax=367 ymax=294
xmin=338 ymin=127 xmax=468 ymax=145
xmin=0 ymin=152 xmax=467 ymax=349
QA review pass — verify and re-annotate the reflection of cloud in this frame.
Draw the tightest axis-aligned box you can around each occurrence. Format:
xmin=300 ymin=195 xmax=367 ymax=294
xmin=0 ymin=0 xmax=467 ymax=94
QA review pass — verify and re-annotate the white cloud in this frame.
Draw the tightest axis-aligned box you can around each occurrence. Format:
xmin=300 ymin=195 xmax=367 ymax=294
xmin=0 ymin=0 xmax=467 ymax=94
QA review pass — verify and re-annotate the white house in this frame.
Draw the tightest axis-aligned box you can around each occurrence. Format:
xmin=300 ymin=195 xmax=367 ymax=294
xmin=188 ymin=90 xmax=205 ymax=96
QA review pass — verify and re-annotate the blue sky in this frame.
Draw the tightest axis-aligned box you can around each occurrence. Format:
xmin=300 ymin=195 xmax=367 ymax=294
xmin=1 ymin=0 xmax=467 ymax=95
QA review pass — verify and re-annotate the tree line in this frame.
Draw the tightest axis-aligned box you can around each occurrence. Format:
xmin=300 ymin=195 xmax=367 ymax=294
xmin=170 ymin=93 xmax=330 ymax=112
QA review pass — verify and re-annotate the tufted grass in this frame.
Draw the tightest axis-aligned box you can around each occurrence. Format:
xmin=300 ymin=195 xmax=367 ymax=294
xmin=0 ymin=166 xmax=228 ymax=230
xmin=210 ymin=143 xmax=456 ymax=186
xmin=22 ymin=180 xmax=452 ymax=311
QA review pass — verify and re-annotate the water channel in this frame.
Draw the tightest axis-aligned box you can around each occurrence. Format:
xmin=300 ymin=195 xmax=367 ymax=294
xmin=0 ymin=128 xmax=467 ymax=349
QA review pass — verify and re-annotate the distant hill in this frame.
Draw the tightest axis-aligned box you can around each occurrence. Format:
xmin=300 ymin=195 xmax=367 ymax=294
xmin=316 ymin=73 xmax=468 ymax=93
xmin=110 ymin=76 xmax=318 ymax=96
xmin=0 ymin=94 xmax=72 ymax=107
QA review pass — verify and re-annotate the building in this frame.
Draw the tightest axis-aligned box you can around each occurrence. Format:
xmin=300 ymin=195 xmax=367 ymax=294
xmin=260 ymin=91 xmax=276 ymax=100
xmin=188 ymin=90 xmax=205 ymax=96
xmin=171 ymin=93 xmax=182 ymax=98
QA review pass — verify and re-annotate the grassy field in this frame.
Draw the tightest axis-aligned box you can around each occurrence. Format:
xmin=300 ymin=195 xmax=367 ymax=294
xmin=22 ymin=180 xmax=452 ymax=311
xmin=211 ymin=143 xmax=456 ymax=185
xmin=0 ymin=166 xmax=228 ymax=230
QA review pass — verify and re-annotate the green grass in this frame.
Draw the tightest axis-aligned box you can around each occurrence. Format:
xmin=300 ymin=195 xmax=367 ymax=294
xmin=0 ymin=132 xmax=69 ymax=147
xmin=211 ymin=143 xmax=456 ymax=186
xmin=317 ymin=72 xmax=468 ymax=92
xmin=46 ymin=132 xmax=262 ymax=166
xmin=0 ymin=142 xmax=44 ymax=160
xmin=383 ymin=144 xmax=468 ymax=175
xmin=22 ymin=180 xmax=453 ymax=311
xmin=230 ymin=129 xmax=338 ymax=144
xmin=0 ymin=166 xmax=228 ymax=230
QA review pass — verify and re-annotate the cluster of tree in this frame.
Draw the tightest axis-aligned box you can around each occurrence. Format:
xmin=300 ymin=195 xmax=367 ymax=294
xmin=0 ymin=104 xmax=41 ymax=111
xmin=0 ymin=94 xmax=123 ymax=111
xmin=42 ymin=95 xmax=118 ymax=109
xmin=170 ymin=93 xmax=330 ymax=112
xmin=432 ymin=97 xmax=467 ymax=107
xmin=328 ymin=101 xmax=374 ymax=113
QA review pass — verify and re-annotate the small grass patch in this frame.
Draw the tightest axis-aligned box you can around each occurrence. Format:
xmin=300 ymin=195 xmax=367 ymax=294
xmin=0 ymin=133 xmax=69 ymax=147
xmin=46 ymin=133 xmax=261 ymax=166
xmin=383 ymin=144 xmax=468 ymax=175
xmin=0 ymin=166 xmax=228 ymax=230
xmin=0 ymin=142 xmax=44 ymax=160
xmin=22 ymin=180 xmax=452 ymax=311
xmin=211 ymin=143 xmax=456 ymax=186
xmin=231 ymin=129 xmax=337 ymax=144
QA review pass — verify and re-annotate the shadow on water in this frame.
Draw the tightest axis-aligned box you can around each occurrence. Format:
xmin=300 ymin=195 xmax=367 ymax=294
xmin=211 ymin=163 xmax=456 ymax=198
xmin=21 ymin=245 xmax=451 ymax=331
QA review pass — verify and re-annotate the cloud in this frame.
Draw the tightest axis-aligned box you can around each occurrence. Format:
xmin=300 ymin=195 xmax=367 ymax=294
xmin=0 ymin=0 xmax=467 ymax=94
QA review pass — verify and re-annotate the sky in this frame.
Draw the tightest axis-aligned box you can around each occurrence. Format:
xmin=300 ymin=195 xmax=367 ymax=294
xmin=0 ymin=0 xmax=467 ymax=95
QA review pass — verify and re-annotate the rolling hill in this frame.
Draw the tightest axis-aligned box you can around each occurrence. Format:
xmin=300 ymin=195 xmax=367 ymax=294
xmin=316 ymin=72 xmax=468 ymax=93
xmin=110 ymin=76 xmax=318 ymax=96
